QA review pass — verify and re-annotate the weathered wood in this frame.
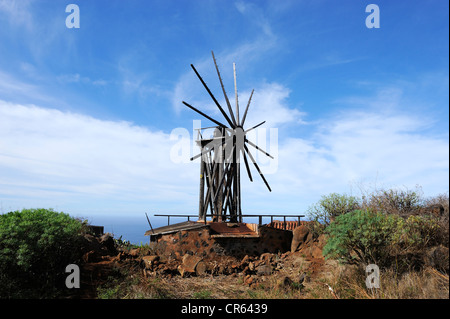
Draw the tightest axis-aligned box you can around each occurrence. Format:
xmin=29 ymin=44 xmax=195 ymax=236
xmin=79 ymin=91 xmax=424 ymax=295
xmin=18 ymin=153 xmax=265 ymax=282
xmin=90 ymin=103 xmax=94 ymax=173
xmin=182 ymin=54 xmax=277 ymax=224
xmin=198 ymin=156 xmax=205 ymax=220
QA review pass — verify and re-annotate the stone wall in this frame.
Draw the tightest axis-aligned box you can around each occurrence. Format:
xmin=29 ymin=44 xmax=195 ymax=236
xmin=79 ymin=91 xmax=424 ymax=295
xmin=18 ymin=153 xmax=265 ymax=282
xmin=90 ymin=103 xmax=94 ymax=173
xmin=151 ymin=224 xmax=293 ymax=260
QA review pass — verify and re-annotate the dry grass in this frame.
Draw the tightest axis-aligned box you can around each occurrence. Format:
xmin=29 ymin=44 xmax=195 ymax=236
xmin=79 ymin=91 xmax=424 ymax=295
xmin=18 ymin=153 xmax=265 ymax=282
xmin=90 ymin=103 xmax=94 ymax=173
xmin=314 ymin=264 xmax=449 ymax=299
xmin=97 ymin=253 xmax=448 ymax=299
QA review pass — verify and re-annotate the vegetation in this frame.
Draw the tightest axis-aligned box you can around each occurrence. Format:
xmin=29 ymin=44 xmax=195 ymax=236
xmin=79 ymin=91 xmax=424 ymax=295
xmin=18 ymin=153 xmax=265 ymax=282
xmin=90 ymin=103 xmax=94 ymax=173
xmin=322 ymin=210 xmax=440 ymax=269
xmin=306 ymin=192 xmax=360 ymax=226
xmin=305 ymin=192 xmax=359 ymax=238
xmin=1 ymin=185 xmax=447 ymax=299
xmin=0 ymin=208 xmax=88 ymax=298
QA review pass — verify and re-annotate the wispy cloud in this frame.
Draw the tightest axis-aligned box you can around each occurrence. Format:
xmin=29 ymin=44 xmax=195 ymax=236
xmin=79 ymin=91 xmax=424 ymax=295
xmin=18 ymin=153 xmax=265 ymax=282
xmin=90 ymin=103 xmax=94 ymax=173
xmin=234 ymin=1 xmax=274 ymax=38
xmin=250 ymin=85 xmax=449 ymax=212
xmin=0 ymin=0 xmax=34 ymax=30
xmin=172 ymin=1 xmax=280 ymax=115
xmin=57 ymin=73 xmax=109 ymax=86
xmin=0 ymin=100 xmax=199 ymax=214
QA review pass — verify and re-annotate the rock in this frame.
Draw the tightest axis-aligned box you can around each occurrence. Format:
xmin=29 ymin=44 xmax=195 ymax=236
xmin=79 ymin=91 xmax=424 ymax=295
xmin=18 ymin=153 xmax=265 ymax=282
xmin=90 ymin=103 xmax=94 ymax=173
xmin=178 ymin=254 xmax=205 ymax=277
xmin=277 ymin=276 xmax=293 ymax=289
xmin=129 ymin=248 xmax=140 ymax=257
xmin=425 ymin=245 xmax=449 ymax=273
xmin=142 ymin=255 xmax=160 ymax=269
xmin=311 ymin=246 xmax=323 ymax=259
xmin=281 ymin=251 xmax=291 ymax=259
xmin=83 ymin=250 xmax=100 ymax=263
xmin=291 ymin=254 xmax=311 ymax=270
xmin=100 ymin=233 xmax=117 ymax=255
xmin=256 ymin=264 xmax=272 ymax=276
xmin=182 ymin=254 xmax=203 ymax=272
xmin=298 ymin=272 xmax=307 ymax=284
xmin=317 ymin=234 xmax=327 ymax=249
xmin=244 ymin=275 xmax=254 ymax=285
xmin=240 ymin=255 xmax=250 ymax=266
xmin=291 ymin=225 xmax=310 ymax=252
xmin=116 ymin=251 xmax=128 ymax=261
xmin=260 ymin=253 xmax=275 ymax=263
xmin=195 ymin=261 xmax=207 ymax=276
xmin=178 ymin=264 xmax=188 ymax=277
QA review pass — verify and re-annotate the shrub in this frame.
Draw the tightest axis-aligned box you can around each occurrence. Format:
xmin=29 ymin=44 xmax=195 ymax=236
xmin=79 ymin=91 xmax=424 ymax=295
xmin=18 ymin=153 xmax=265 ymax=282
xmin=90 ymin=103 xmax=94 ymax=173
xmin=424 ymin=193 xmax=449 ymax=247
xmin=323 ymin=210 xmax=399 ymax=267
xmin=323 ymin=209 xmax=441 ymax=270
xmin=0 ymin=208 xmax=86 ymax=298
xmin=306 ymin=193 xmax=359 ymax=229
xmin=360 ymin=186 xmax=424 ymax=216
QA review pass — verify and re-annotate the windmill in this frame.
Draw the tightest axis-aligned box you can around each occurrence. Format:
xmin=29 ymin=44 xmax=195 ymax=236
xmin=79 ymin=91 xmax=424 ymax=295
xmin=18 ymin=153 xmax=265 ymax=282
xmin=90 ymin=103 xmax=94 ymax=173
xmin=183 ymin=51 xmax=274 ymax=224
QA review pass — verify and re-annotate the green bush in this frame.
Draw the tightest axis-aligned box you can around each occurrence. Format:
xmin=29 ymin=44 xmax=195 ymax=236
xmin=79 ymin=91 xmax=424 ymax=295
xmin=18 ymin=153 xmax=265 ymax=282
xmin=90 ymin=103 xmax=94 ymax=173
xmin=323 ymin=209 xmax=441 ymax=270
xmin=323 ymin=210 xmax=396 ymax=266
xmin=0 ymin=208 xmax=86 ymax=298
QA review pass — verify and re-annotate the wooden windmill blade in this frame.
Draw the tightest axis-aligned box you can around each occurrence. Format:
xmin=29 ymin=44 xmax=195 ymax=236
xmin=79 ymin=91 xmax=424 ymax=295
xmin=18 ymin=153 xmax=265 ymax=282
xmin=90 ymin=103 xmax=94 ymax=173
xmin=212 ymin=51 xmax=237 ymax=127
xmin=184 ymin=53 xmax=274 ymax=222
xmin=190 ymin=64 xmax=236 ymax=129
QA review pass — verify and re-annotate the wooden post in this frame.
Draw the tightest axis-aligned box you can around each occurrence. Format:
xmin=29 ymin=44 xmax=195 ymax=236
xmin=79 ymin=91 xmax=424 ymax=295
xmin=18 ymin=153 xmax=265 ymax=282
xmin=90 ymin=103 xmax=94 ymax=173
xmin=198 ymin=154 xmax=205 ymax=221
xmin=232 ymin=136 xmax=238 ymax=223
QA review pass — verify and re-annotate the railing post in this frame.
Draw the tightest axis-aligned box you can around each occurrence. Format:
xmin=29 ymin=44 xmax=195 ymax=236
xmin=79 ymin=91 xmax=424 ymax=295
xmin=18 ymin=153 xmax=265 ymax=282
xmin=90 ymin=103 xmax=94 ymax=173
xmin=283 ymin=216 xmax=286 ymax=230
xmin=259 ymin=215 xmax=262 ymax=226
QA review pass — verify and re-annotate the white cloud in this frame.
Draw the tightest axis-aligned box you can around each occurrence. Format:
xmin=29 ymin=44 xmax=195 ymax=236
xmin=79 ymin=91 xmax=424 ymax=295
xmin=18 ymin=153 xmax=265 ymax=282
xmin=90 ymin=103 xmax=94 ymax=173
xmin=239 ymin=82 xmax=306 ymax=129
xmin=1 ymin=80 xmax=447 ymax=218
xmin=0 ymin=100 xmax=199 ymax=215
xmin=250 ymin=109 xmax=449 ymax=214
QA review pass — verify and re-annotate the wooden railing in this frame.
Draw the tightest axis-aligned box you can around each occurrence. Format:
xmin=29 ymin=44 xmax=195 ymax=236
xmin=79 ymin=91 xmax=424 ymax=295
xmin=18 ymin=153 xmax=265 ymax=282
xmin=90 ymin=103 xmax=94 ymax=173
xmin=153 ymin=214 xmax=305 ymax=230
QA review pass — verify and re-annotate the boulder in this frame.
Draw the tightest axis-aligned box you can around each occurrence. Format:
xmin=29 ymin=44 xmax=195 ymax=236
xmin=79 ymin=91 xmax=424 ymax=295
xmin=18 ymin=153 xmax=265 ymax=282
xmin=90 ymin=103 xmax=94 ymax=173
xmin=100 ymin=233 xmax=117 ymax=255
xmin=195 ymin=261 xmax=208 ymax=276
xmin=425 ymin=245 xmax=449 ymax=273
xmin=142 ymin=255 xmax=160 ymax=269
xmin=256 ymin=264 xmax=272 ymax=276
xmin=291 ymin=225 xmax=310 ymax=252
xmin=182 ymin=254 xmax=203 ymax=272
xmin=178 ymin=254 xmax=205 ymax=277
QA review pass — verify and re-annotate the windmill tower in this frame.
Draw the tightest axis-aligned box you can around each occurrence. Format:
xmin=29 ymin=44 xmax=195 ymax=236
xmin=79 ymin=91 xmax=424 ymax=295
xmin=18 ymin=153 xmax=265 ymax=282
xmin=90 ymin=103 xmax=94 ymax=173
xmin=183 ymin=51 xmax=273 ymax=224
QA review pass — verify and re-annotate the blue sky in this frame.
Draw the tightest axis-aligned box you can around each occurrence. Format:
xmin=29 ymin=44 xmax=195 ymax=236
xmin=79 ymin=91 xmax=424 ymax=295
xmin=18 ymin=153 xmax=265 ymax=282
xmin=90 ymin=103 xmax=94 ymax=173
xmin=0 ymin=0 xmax=448 ymax=231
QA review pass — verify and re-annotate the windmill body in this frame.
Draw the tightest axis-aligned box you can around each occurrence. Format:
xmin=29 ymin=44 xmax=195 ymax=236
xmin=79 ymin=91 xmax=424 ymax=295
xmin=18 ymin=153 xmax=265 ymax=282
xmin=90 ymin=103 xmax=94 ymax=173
xmin=183 ymin=52 xmax=273 ymax=224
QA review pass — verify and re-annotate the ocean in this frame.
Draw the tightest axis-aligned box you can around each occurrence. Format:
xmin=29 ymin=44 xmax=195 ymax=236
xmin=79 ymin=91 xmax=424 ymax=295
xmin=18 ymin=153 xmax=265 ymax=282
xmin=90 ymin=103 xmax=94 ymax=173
xmin=86 ymin=215 xmax=171 ymax=245
xmin=85 ymin=214 xmax=302 ymax=245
